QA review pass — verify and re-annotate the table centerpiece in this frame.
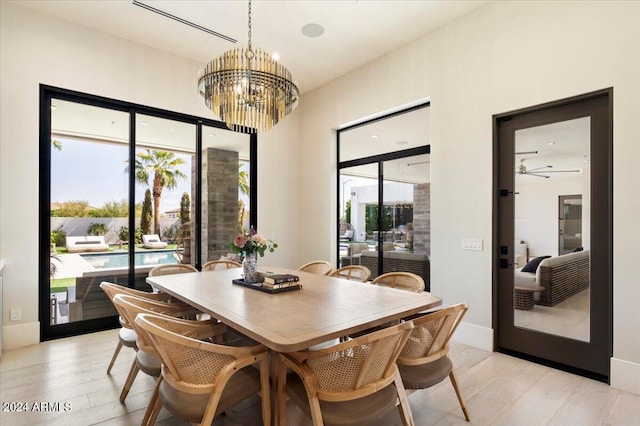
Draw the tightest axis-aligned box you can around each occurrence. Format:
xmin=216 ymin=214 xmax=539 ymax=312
xmin=229 ymin=227 xmax=277 ymax=283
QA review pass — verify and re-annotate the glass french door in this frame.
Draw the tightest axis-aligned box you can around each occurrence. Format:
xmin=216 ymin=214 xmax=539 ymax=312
xmin=495 ymin=90 xmax=612 ymax=380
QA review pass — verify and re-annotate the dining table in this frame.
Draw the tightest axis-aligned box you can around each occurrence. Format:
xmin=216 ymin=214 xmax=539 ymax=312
xmin=146 ymin=266 xmax=442 ymax=353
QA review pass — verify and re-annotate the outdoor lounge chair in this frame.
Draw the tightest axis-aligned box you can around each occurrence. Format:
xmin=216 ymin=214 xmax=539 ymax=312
xmin=142 ymin=234 xmax=168 ymax=249
xmin=66 ymin=236 xmax=109 ymax=253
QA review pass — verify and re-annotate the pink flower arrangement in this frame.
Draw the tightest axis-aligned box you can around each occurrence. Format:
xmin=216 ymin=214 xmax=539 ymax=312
xmin=229 ymin=227 xmax=277 ymax=257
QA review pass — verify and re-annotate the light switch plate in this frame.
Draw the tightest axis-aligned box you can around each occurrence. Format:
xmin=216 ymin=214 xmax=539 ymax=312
xmin=462 ymin=238 xmax=483 ymax=251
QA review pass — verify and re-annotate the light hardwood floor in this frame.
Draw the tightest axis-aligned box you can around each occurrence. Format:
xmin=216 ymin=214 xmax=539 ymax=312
xmin=1 ymin=329 xmax=639 ymax=425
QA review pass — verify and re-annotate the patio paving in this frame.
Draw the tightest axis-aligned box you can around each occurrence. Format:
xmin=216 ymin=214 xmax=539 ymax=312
xmin=51 ymin=253 xmax=95 ymax=279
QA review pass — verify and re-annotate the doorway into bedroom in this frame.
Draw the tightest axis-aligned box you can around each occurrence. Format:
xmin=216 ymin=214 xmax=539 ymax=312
xmin=494 ymin=89 xmax=612 ymax=381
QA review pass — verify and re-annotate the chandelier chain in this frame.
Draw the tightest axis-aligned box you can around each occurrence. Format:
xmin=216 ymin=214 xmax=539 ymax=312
xmin=247 ymin=0 xmax=252 ymax=52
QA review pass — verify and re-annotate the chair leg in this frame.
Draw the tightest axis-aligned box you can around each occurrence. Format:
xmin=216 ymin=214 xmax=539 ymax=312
xmin=449 ymin=370 xmax=470 ymax=421
xmin=276 ymin=357 xmax=288 ymax=426
xmin=308 ymin=396 xmax=325 ymax=426
xmin=142 ymin=375 xmax=162 ymax=426
xmin=201 ymin=392 xmax=224 ymax=426
xmin=119 ymin=358 xmax=140 ymax=403
xmin=146 ymin=392 xmax=163 ymax=426
xmin=394 ymin=370 xmax=415 ymax=426
xmin=107 ymin=341 xmax=123 ymax=374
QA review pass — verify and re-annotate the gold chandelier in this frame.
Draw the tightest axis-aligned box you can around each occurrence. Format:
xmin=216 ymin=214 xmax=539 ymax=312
xmin=197 ymin=0 xmax=299 ymax=133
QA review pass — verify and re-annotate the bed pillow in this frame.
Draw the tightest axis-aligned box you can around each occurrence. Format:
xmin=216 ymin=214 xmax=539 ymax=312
xmin=521 ymin=255 xmax=551 ymax=273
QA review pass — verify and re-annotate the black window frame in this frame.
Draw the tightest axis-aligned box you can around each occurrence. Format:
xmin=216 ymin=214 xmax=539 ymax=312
xmin=336 ymin=103 xmax=430 ymax=274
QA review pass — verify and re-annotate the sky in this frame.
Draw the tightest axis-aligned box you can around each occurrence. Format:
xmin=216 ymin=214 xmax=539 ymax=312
xmin=51 ymin=137 xmax=193 ymax=212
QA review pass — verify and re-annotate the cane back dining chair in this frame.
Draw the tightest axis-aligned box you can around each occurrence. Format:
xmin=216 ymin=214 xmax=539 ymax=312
xmin=135 ymin=313 xmax=271 ymax=426
xmin=330 ymin=265 xmax=371 ymax=282
xmin=297 ymin=260 xmax=333 ymax=276
xmin=148 ymin=263 xmax=198 ymax=276
xmin=277 ymin=321 xmax=416 ymax=426
xmin=112 ymin=293 xmax=217 ymax=408
xmin=347 ymin=272 xmax=424 ymax=340
xmin=100 ymin=281 xmax=190 ymax=375
xmin=202 ymin=259 xmax=242 ymax=271
xmin=398 ymin=303 xmax=470 ymax=422
xmin=147 ymin=263 xmax=209 ymax=318
xmin=371 ymin=272 xmax=425 ymax=293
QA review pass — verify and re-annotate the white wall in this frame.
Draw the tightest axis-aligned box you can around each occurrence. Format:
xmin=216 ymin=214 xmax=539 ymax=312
xmin=0 ymin=2 xmax=300 ymax=348
xmin=515 ymin=177 xmax=586 ymax=257
xmin=296 ymin=1 xmax=640 ymax=394
xmin=2 ymin=0 xmax=639 ymax=395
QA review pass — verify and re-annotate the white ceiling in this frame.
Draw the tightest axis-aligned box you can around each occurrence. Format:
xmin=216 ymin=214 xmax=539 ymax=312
xmin=38 ymin=0 xmax=587 ymax=183
xmin=15 ymin=0 xmax=488 ymax=94
xmin=515 ymin=117 xmax=590 ymax=182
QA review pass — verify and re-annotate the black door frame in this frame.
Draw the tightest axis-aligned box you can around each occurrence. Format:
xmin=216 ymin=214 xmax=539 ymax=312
xmin=39 ymin=85 xmax=257 ymax=340
xmin=492 ymin=88 xmax=613 ymax=381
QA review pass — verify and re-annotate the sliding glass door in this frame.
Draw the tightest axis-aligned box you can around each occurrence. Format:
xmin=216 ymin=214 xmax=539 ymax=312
xmin=40 ymin=86 xmax=256 ymax=340
xmin=134 ymin=114 xmax=196 ymax=271
xmin=337 ymin=105 xmax=430 ymax=286
xmin=49 ymin=100 xmax=130 ymax=327
xmin=200 ymin=126 xmax=253 ymax=265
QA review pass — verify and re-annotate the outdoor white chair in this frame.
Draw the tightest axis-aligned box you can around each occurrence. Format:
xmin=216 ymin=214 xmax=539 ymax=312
xmin=142 ymin=234 xmax=168 ymax=249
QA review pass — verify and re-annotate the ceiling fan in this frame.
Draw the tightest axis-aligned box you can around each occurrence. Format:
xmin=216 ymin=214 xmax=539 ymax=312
xmin=517 ymin=158 xmax=581 ymax=179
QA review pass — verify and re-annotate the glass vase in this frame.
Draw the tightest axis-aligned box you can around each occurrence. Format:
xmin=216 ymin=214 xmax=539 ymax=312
xmin=243 ymin=252 xmax=259 ymax=283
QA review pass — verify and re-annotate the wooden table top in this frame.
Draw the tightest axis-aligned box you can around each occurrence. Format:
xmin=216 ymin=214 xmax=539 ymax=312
xmin=147 ymin=266 xmax=442 ymax=352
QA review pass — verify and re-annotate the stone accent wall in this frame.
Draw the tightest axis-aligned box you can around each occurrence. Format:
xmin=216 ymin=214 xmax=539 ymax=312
xmin=201 ymin=148 xmax=239 ymax=262
xmin=413 ymin=183 xmax=431 ymax=255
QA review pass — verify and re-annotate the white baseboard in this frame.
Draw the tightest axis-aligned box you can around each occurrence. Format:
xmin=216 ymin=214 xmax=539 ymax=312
xmin=452 ymin=321 xmax=494 ymax=352
xmin=2 ymin=321 xmax=40 ymax=351
xmin=611 ymin=357 xmax=640 ymax=396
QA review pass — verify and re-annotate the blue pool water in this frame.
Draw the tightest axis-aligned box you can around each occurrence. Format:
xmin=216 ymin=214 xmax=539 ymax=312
xmin=80 ymin=250 xmax=177 ymax=269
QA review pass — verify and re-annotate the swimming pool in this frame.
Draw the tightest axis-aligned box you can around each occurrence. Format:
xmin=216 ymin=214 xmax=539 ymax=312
xmin=80 ymin=250 xmax=177 ymax=269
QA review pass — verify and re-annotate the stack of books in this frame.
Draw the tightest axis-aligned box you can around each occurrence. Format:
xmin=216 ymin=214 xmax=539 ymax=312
xmin=259 ymin=272 xmax=300 ymax=289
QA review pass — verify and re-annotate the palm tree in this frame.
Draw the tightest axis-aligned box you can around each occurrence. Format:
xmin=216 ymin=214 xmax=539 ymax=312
xmin=238 ymin=165 xmax=250 ymax=231
xmin=238 ymin=168 xmax=249 ymax=196
xmin=132 ymin=150 xmax=187 ymax=235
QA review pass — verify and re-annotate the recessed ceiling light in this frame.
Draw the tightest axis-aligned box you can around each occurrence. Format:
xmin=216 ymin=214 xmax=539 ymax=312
xmin=209 ymin=133 xmax=216 ymax=137
xmin=371 ymin=135 xmax=379 ymax=139
xmin=140 ymin=121 xmax=148 ymax=126
xmin=301 ymin=23 xmax=324 ymax=38
xmin=396 ymin=141 xmax=409 ymax=146
xmin=547 ymin=141 xmax=556 ymax=145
